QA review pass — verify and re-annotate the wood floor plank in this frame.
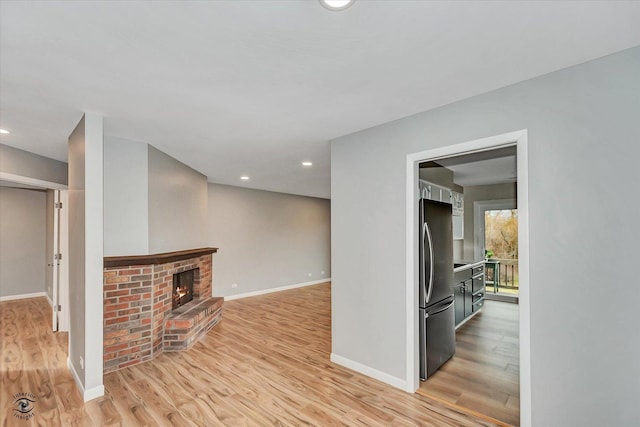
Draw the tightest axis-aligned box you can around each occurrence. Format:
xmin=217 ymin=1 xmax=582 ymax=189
xmin=420 ymin=300 xmax=520 ymax=426
xmin=1 ymin=288 xmax=504 ymax=426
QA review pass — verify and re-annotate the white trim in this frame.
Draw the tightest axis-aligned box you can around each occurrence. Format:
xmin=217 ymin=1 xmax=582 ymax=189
xmin=330 ymin=353 xmax=407 ymax=390
xmin=473 ymin=198 xmax=517 ymax=260
xmin=46 ymin=293 xmax=53 ymax=307
xmin=223 ymin=279 xmax=331 ymax=301
xmin=405 ymin=129 xmax=531 ymax=427
xmin=83 ymin=384 xmax=105 ymax=402
xmin=0 ymin=172 xmax=68 ymax=190
xmin=0 ymin=292 xmax=47 ymax=302
xmin=67 ymin=357 xmax=84 ymax=398
xmin=52 ymin=190 xmax=60 ymax=331
xmin=516 ymin=132 xmax=532 ymax=427
xmin=405 ymin=152 xmax=420 ymax=393
xmin=58 ymin=190 xmax=69 ymax=332
xmin=67 ymin=358 xmax=105 ymax=402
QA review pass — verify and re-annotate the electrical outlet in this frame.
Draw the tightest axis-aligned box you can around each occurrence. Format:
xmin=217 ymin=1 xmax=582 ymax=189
xmin=80 ymin=356 xmax=84 ymax=370
xmin=321 ymin=271 xmax=325 ymax=275
xmin=231 ymin=283 xmax=238 ymax=289
xmin=308 ymin=273 xmax=312 ymax=277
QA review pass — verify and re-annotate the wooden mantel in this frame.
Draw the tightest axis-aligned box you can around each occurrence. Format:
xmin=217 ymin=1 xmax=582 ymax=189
xmin=103 ymin=247 xmax=218 ymax=268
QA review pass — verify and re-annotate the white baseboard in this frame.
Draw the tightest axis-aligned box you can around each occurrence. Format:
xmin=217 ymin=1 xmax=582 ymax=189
xmin=67 ymin=358 xmax=84 ymax=397
xmin=84 ymin=384 xmax=105 ymax=402
xmin=46 ymin=293 xmax=53 ymax=307
xmin=330 ymin=353 xmax=407 ymax=391
xmin=222 ymin=278 xmax=331 ymax=301
xmin=0 ymin=291 xmax=47 ymax=302
xmin=67 ymin=358 xmax=105 ymax=402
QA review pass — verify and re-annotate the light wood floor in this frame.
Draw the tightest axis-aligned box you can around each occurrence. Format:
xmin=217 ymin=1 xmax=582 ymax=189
xmin=2 ymin=284 xmax=503 ymax=426
xmin=419 ymin=300 xmax=520 ymax=426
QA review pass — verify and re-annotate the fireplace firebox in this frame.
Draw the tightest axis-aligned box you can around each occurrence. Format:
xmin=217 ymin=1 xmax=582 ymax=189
xmin=172 ymin=269 xmax=196 ymax=310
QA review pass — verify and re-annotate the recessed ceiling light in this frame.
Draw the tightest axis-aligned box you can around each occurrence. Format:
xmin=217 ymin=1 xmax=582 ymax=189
xmin=240 ymin=176 xmax=250 ymax=181
xmin=302 ymin=161 xmax=313 ymax=167
xmin=320 ymin=0 xmax=355 ymax=11
xmin=0 ymin=129 xmax=9 ymax=134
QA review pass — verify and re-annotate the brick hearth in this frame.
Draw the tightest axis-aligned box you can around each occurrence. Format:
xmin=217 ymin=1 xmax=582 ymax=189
xmin=164 ymin=297 xmax=223 ymax=351
xmin=103 ymin=248 xmax=220 ymax=373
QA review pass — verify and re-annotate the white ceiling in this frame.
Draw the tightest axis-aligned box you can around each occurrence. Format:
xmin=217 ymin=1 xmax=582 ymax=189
xmin=1 ymin=1 xmax=640 ymax=199
xmin=432 ymin=146 xmax=517 ymax=187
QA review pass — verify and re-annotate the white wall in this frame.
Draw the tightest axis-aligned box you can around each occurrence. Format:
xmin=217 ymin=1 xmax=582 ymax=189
xmin=0 ymin=187 xmax=47 ymax=298
xmin=331 ymin=47 xmax=640 ymax=426
xmin=68 ymin=114 xmax=104 ymax=401
xmin=104 ymin=137 xmax=149 ymax=256
xmin=148 ymin=145 xmax=208 ymax=254
xmin=208 ymin=184 xmax=331 ymax=297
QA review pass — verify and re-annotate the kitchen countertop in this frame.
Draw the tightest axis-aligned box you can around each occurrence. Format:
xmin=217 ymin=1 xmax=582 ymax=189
xmin=453 ymin=259 xmax=485 ymax=273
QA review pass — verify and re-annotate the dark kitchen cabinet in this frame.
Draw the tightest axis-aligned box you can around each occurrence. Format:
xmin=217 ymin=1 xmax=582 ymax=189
xmin=464 ymin=279 xmax=473 ymax=319
xmin=453 ymin=263 xmax=485 ymax=327
xmin=454 ymin=283 xmax=465 ymax=325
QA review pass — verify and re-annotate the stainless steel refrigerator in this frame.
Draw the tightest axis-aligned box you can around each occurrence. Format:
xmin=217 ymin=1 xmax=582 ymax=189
xmin=419 ymin=198 xmax=455 ymax=380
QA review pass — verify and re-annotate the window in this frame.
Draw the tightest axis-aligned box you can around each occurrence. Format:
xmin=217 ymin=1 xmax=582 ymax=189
xmin=474 ymin=199 xmax=518 ymax=295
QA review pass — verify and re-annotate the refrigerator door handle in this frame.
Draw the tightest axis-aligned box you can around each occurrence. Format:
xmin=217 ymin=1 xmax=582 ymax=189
xmin=421 ymin=221 xmax=427 ymax=303
xmin=431 ymin=299 xmax=454 ymax=316
xmin=425 ymin=222 xmax=434 ymax=304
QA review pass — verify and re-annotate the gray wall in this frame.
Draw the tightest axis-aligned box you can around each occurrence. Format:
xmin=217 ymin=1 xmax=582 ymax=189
xmin=0 ymin=187 xmax=47 ymax=298
xmin=45 ymin=189 xmax=54 ymax=300
xmin=208 ymin=184 xmax=331 ymax=297
xmin=104 ymin=137 xmax=149 ymax=256
xmin=462 ymin=183 xmax=517 ymax=260
xmin=0 ymin=143 xmax=68 ymax=185
xmin=103 ymin=141 xmax=208 ymax=257
xmin=331 ymin=47 xmax=640 ymax=426
xmin=148 ymin=145 xmax=208 ymax=254
xmin=68 ymin=117 xmax=87 ymax=385
xmin=418 ymin=165 xmax=462 ymax=192
xmin=68 ymin=114 xmax=104 ymax=397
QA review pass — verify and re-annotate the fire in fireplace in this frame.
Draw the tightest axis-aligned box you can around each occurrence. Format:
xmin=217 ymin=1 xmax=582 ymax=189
xmin=172 ymin=269 xmax=195 ymax=310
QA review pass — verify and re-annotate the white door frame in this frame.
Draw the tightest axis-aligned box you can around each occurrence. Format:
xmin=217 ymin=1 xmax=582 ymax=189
xmin=473 ymin=198 xmax=517 ymax=261
xmin=52 ymin=190 xmax=60 ymax=331
xmin=58 ymin=190 xmax=69 ymax=331
xmin=405 ymin=130 xmax=531 ymax=427
xmin=0 ymin=172 xmax=70 ymax=332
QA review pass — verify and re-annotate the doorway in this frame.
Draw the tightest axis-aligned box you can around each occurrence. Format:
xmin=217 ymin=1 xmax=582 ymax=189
xmin=0 ymin=172 xmax=69 ymax=331
xmin=405 ymin=130 xmax=530 ymax=426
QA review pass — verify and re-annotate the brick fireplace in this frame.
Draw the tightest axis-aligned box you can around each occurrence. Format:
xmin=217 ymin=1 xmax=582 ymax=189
xmin=103 ymin=247 xmax=222 ymax=373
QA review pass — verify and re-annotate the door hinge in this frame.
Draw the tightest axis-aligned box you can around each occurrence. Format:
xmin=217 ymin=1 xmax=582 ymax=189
xmin=54 ymin=253 xmax=62 ymax=260
xmin=55 ymin=305 xmax=62 ymax=312
xmin=55 ymin=202 xmax=63 ymax=209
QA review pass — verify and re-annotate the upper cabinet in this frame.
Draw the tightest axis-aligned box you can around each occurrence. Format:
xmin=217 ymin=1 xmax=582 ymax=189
xmin=420 ymin=181 xmax=449 ymax=203
xmin=451 ymin=191 xmax=464 ymax=240
xmin=451 ymin=191 xmax=463 ymax=215
xmin=420 ymin=180 xmax=464 ymax=240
